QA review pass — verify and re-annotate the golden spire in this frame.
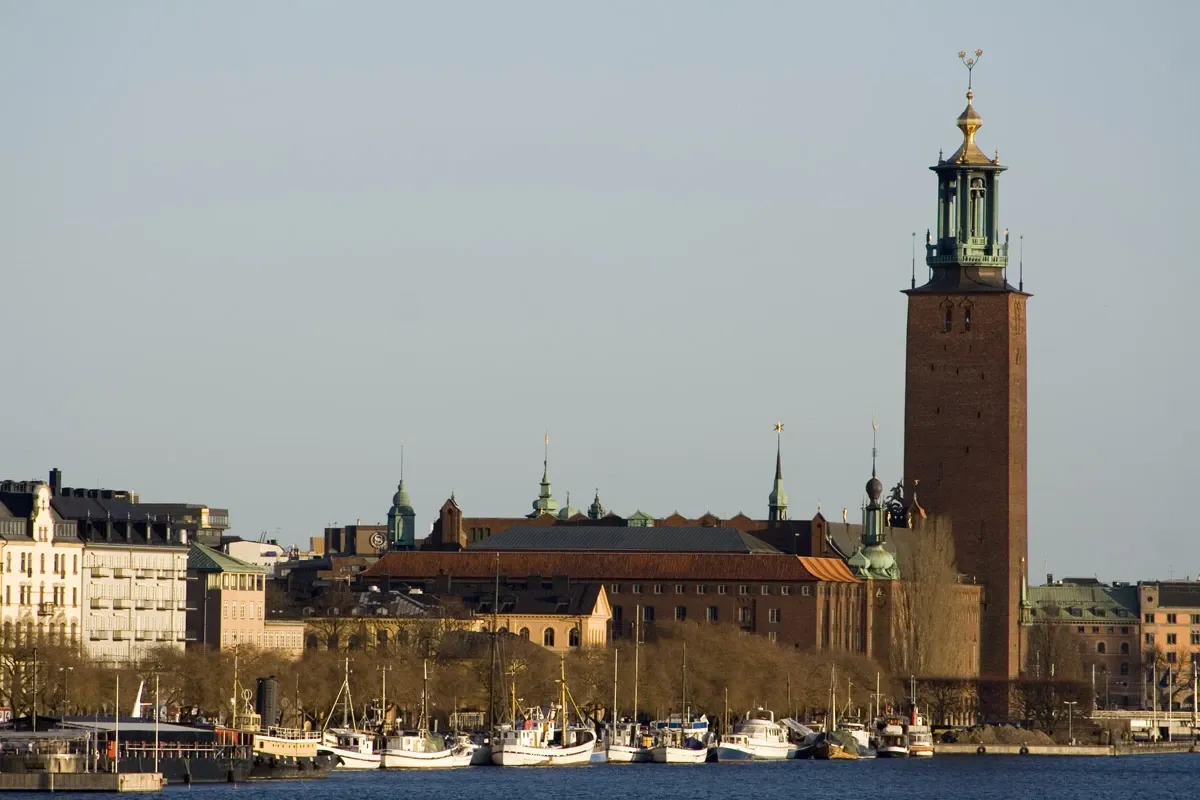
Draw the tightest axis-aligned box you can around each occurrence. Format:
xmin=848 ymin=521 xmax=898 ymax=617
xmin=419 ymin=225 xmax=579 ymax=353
xmin=950 ymin=49 xmax=991 ymax=165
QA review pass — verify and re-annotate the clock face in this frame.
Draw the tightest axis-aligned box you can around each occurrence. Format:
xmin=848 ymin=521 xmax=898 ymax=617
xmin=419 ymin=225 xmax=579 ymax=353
xmin=369 ymin=532 xmax=387 ymax=549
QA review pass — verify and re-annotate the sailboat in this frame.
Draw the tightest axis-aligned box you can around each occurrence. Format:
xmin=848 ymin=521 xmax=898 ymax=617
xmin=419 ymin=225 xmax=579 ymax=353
xmin=491 ymin=656 xmax=597 ymax=766
xmin=650 ymin=644 xmax=709 ymax=764
xmin=608 ymin=610 xmax=651 ymax=763
xmin=813 ymin=666 xmax=857 ymax=761
xmin=381 ymin=659 xmax=477 ymax=768
xmin=318 ymin=658 xmax=382 ymax=769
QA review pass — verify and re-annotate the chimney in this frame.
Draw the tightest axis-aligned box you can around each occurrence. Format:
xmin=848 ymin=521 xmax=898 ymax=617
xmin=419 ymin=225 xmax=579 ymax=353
xmin=1046 ymin=573 xmax=1054 ymax=586
xmin=48 ymin=468 xmax=62 ymax=496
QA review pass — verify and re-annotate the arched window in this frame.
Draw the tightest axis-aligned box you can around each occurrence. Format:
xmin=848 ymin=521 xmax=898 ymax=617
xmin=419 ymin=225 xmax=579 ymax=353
xmin=306 ymin=634 xmax=320 ymax=650
xmin=70 ymin=621 xmax=77 ymax=643
xmin=519 ymin=627 xmax=530 ymax=640
xmin=964 ymin=306 xmax=972 ymax=332
xmin=944 ymin=306 xmax=953 ymax=332
xmin=498 ymin=626 xmax=508 ymax=634
xmin=327 ymin=634 xmax=339 ymax=650
xmin=1097 ymin=642 xmax=1106 ymax=654
xmin=969 ymin=177 xmax=986 ymax=238
xmin=2 ymin=622 xmax=11 ymax=646
xmin=348 ymin=634 xmax=364 ymax=651
xmin=376 ymin=629 xmax=389 ymax=649
xmin=543 ymin=627 xmax=555 ymax=647
xmin=1120 ymin=642 xmax=1130 ymax=655
xmin=568 ymin=627 xmax=581 ymax=648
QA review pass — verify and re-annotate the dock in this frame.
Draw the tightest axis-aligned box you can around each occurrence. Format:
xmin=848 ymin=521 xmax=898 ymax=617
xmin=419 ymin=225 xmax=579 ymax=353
xmin=0 ymin=772 xmax=165 ymax=792
xmin=936 ymin=742 xmax=1199 ymax=757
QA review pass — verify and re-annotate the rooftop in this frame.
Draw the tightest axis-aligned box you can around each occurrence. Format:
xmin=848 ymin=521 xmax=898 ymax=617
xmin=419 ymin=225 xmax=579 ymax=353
xmin=465 ymin=525 xmax=780 ymax=554
xmin=188 ymin=542 xmax=266 ymax=575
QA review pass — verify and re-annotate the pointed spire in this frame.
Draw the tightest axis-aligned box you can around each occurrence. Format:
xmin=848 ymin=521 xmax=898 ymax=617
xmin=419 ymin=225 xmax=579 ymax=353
xmin=529 ymin=433 xmax=558 ymax=518
xmin=588 ymin=489 xmax=607 ymax=520
xmin=768 ymin=423 xmax=788 ymax=522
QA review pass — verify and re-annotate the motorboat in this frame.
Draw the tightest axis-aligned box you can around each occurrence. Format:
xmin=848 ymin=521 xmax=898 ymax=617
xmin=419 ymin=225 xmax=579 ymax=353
xmin=838 ymin=720 xmax=875 ymax=758
xmin=607 ymin=720 xmax=652 ymax=763
xmin=874 ymin=715 xmax=909 ymax=758
xmin=380 ymin=730 xmax=476 ymax=768
xmin=906 ymin=706 xmax=934 ymax=758
xmin=718 ymin=709 xmax=793 ymax=760
xmin=492 ymin=658 xmax=597 ymax=767
xmin=650 ymin=714 xmax=709 ymax=764
xmin=319 ymin=728 xmax=381 ymax=769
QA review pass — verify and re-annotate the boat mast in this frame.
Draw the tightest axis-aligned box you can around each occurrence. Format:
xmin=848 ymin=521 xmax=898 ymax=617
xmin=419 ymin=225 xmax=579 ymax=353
xmin=342 ymin=656 xmax=352 ymax=729
xmin=633 ymin=604 xmax=640 ymax=726
xmin=488 ymin=554 xmax=499 ymax=734
xmin=421 ymin=658 xmax=429 ymax=733
xmin=231 ymin=652 xmax=239 ymax=730
xmin=723 ymin=685 xmax=729 ymax=740
xmin=559 ymin=654 xmax=568 ymax=734
xmin=612 ymin=648 xmax=618 ymax=741
xmin=681 ymin=642 xmax=688 ymax=723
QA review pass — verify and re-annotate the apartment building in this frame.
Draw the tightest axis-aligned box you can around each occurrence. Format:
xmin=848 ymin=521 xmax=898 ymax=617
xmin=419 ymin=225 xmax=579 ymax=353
xmin=186 ymin=544 xmax=303 ymax=657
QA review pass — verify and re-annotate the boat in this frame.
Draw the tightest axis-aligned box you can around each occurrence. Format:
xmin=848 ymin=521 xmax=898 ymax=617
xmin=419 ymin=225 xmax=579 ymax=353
xmin=491 ymin=657 xmax=597 ymax=766
xmin=318 ymin=658 xmax=382 ymax=769
xmin=720 ymin=709 xmax=793 ymax=760
xmin=380 ymin=659 xmax=477 ymax=768
xmin=874 ymin=715 xmax=909 ymax=758
xmin=248 ymin=728 xmax=336 ymax=779
xmin=906 ymin=705 xmax=934 ymax=758
xmin=650 ymin=715 xmax=709 ymax=764
xmin=606 ymin=636 xmax=651 ymax=763
xmin=837 ymin=720 xmax=874 ymax=758
xmin=812 ymin=730 xmax=859 ymax=760
xmin=782 ymin=718 xmax=819 ymax=759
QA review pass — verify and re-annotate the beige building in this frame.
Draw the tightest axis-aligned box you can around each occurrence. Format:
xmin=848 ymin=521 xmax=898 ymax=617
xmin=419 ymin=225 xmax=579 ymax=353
xmin=187 ymin=544 xmax=303 ymax=656
xmin=1139 ymin=581 xmax=1200 ymax=709
xmin=0 ymin=484 xmax=85 ymax=648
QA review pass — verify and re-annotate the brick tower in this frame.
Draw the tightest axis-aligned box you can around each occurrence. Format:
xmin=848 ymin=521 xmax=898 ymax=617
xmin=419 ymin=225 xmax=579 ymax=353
xmin=903 ymin=62 xmax=1029 ymax=680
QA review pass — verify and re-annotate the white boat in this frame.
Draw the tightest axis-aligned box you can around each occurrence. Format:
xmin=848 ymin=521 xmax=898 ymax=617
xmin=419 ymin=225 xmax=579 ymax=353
xmin=837 ymin=720 xmax=874 ymax=758
xmin=381 ymin=731 xmax=476 ymax=768
xmin=650 ymin=714 xmax=710 ymax=764
xmin=607 ymin=720 xmax=652 ymax=763
xmin=492 ymin=657 xmax=597 ymax=767
xmin=874 ymin=716 xmax=909 ymax=758
xmin=907 ymin=706 xmax=934 ymax=758
xmin=320 ymin=728 xmax=382 ymax=769
xmin=726 ymin=709 xmax=794 ymax=760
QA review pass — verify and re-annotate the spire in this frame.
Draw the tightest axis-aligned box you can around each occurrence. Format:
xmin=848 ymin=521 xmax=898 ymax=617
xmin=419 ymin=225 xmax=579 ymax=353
xmin=588 ymin=489 xmax=607 ymax=520
xmin=768 ymin=423 xmax=788 ymax=522
xmin=529 ymin=433 xmax=559 ymax=518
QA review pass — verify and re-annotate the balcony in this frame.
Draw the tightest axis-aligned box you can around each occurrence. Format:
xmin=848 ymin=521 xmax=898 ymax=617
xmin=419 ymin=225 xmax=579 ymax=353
xmin=113 ymin=567 xmax=132 ymax=578
xmin=135 ymin=630 xmax=152 ymax=641
xmin=176 ymin=601 xmax=189 ymax=612
xmin=113 ymin=598 xmax=132 ymax=609
xmin=89 ymin=630 xmax=110 ymax=641
xmin=90 ymin=597 xmax=111 ymax=609
xmin=91 ymin=566 xmax=111 ymax=577
xmin=135 ymin=599 xmax=153 ymax=610
xmin=113 ymin=630 xmax=131 ymax=641
xmin=156 ymin=599 xmax=171 ymax=610
xmin=157 ymin=570 xmax=175 ymax=580
xmin=135 ymin=569 xmax=151 ymax=579
xmin=37 ymin=603 xmax=57 ymax=617
xmin=156 ymin=631 xmax=172 ymax=641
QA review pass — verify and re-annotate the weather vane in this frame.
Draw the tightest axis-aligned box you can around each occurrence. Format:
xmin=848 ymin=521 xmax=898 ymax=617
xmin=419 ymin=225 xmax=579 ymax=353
xmin=773 ymin=422 xmax=784 ymax=434
xmin=959 ymin=48 xmax=984 ymax=91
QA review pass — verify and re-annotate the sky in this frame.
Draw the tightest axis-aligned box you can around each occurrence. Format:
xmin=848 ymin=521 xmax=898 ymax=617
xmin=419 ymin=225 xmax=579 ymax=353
xmin=1 ymin=1 xmax=1196 ymax=582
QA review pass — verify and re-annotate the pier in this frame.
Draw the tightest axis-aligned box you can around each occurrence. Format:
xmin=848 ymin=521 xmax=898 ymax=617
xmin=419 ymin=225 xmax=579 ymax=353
xmin=0 ymin=772 xmax=164 ymax=792
xmin=935 ymin=742 xmax=1199 ymax=757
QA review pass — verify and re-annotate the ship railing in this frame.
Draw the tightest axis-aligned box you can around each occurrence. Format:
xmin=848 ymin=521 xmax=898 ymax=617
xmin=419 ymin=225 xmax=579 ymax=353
xmin=262 ymin=726 xmax=322 ymax=741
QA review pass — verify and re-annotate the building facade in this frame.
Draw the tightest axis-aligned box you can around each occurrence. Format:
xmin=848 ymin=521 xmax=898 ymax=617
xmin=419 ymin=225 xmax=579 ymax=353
xmin=0 ymin=484 xmax=85 ymax=649
xmin=902 ymin=81 xmax=1029 ymax=679
xmin=1138 ymin=581 xmax=1200 ymax=710
xmin=187 ymin=544 xmax=303 ymax=656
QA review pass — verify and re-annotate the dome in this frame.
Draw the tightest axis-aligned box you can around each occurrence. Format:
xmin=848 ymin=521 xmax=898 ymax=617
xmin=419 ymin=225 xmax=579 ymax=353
xmin=865 ymin=545 xmax=895 ymax=573
xmin=391 ymin=480 xmax=413 ymax=512
xmin=847 ymin=548 xmax=871 ymax=573
xmin=866 ymin=476 xmax=883 ymax=503
xmin=558 ymin=504 xmax=580 ymax=520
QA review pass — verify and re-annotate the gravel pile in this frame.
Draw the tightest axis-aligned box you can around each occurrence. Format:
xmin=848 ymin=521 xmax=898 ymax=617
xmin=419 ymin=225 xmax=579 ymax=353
xmin=959 ymin=725 xmax=1055 ymax=746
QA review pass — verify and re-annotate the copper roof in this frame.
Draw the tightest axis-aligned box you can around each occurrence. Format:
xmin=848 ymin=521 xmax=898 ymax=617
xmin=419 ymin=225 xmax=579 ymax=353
xmin=362 ymin=551 xmax=859 ymax=583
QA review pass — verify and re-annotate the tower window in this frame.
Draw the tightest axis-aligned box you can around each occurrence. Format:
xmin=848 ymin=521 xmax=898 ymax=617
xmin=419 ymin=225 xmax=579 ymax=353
xmin=944 ymin=307 xmax=953 ymax=332
xmin=969 ymin=177 xmax=986 ymax=238
xmin=964 ymin=307 xmax=972 ymax=331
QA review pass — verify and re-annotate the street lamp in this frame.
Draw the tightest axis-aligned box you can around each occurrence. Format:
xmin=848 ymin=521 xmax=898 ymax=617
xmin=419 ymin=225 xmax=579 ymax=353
xmin=60 ymin=667 xmax=74 ymax=716
xmin=1064 ymin=701 xmax=1078 ymax=745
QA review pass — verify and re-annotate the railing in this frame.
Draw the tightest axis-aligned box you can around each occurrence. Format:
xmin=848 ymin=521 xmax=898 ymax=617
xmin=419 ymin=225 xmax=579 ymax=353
xmin=90 ymin=597 xmax=111 ymax=609
xmin=135 ymin=599 xmax=153 ymax=609
xmin=113 ymin=567 xmax=132 ymax=578
xmin=89 ymin=630 xmax=110 ymax=640
xmin=113 ymin=630 xmax=131 ymax=640
xmin=91 ymin=566 xmax=111 ymax=577
xmin=113 ymin=598 xmax=132 ymax=609
xmin=37 ymin=603 xmax=56 ymax=617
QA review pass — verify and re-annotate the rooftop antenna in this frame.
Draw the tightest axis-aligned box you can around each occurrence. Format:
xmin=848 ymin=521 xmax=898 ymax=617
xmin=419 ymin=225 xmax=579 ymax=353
xmin=1019 ymin=235 xmax=1025 ymax=291
xmin=400 ymin=441 xmax=405 ymax=482
xmin=910 ymin=232 xmax=916 ymax=289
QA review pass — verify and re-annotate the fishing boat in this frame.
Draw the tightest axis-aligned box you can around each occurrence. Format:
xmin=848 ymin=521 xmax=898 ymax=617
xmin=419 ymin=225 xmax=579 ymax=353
xmin=812 ymin=730 xmax=859 ymax=760
xmin=650 ymin=715 xmax=709 ymax=764
xmin=317 ymin=658 xmax=381 ymax=769
xmin=906 ymin=706 xmax=934 ymax=758
xmin=606 ymin=627 xmax=651 ymax=763
xmin=719 ymin=709 xmax=793 ymax=760
xmin=491 ymin=658 xmax=597 ymax=766
xmin=838 ymin=720 xmax=874 ymax=758
xmin=874 ymin=715 xmax=909 ymax=758
xmin=380 ymin=660 xmax=477 ymax=768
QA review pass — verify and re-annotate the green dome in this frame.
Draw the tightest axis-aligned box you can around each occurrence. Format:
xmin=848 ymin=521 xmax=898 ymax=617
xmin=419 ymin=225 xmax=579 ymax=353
xmin=392 ymin=479 xmax=414 ymax=512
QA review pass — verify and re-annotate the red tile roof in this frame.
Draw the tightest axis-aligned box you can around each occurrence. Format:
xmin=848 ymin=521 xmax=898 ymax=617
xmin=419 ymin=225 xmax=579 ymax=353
xmin=361 ymin=551 xmax=858 ymax=583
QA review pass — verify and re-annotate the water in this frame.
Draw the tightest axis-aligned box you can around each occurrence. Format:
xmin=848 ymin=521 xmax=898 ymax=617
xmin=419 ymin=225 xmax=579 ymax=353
xmin=5 ymin=757 xmax=1196 ymax=799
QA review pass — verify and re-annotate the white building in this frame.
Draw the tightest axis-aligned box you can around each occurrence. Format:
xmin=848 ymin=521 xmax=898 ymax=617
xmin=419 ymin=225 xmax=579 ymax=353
xmin=0 ymin=483 xmax=85 ymax=648
xmin=223 ymin=538 xmax=292 ymax=569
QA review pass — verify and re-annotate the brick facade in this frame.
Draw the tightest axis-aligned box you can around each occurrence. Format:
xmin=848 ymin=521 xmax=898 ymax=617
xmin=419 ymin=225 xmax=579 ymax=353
xmin=903 ymin=290 xmax=1028 ymax=679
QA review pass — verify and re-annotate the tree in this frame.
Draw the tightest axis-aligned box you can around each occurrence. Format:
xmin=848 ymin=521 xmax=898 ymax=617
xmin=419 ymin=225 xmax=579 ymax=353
xmin=1027 ymin=621 xmax=1086 ymax=680
xmin=891 ymin=515 xmax=976 ymax=677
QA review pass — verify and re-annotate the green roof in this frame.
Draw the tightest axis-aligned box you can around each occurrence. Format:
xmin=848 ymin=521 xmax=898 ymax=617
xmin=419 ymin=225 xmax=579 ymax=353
xmin=188 ymin=542 xmax=266 ymax=574
xmin=1027 ymin=583 xmax=1137 ymax=624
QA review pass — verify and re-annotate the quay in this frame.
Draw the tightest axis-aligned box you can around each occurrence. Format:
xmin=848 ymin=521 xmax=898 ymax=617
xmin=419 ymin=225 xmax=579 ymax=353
xmin=936 ymin=742 xmax=1198 ymax=757
xmin=0 ymin=772 xmax=165 ymax=792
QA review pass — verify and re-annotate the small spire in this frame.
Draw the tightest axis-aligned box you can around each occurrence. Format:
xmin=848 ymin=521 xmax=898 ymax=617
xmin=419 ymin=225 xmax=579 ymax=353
xmin=774 ymin=422 xmax=784 ymax=480
xmin=871 ymin=412 xmax=879 ymax=478
xmin=910 ymin=232 xmax=916 ymax=290
xmin=400 ymin=442 xmax=405 ymax=481
xmin=1019 ymin=234 xmax=1025 ymax=291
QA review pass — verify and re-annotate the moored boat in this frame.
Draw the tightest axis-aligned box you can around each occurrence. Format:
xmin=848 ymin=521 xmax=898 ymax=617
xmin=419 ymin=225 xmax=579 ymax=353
xmin=650 ymin=714 xmax=709 ymax=764
xmin=320 ymin=728 xmax=382 ymax=769
xmin=812 ymin=730 xmax=859 ymax=760
xmin=725 ymin=709 xmax=794 ymax=760
xmin=874 ymin=716 xmax=909 ymax=758
xmin=491 ymin=657 xmax=597 ymax=767
xmin=607 ymin=721 xmax=652 ymax=763
xmin=906 ymin=706 xmax=934 ymax=758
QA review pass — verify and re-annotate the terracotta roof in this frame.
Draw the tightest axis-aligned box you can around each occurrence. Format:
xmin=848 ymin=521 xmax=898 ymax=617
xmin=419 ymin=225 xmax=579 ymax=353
xmin=361 ymin=552 xmax=858 ymax=583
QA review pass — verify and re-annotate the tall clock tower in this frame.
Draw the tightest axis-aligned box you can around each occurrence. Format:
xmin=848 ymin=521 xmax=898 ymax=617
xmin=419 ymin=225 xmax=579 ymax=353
xmin=903 ymin=68 xmax=1029 ymax=680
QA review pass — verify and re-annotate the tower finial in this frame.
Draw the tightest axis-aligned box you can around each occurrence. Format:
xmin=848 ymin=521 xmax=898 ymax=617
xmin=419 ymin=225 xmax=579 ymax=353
xmin=1019 ymin=234 xmax=1025 ymax=291
xmin=773 ymin=422 xmax=784 ymax=480
xmin=958 ymin=48 xmax=983 ymax=92
xmin=400 ymin=441 xmax=405 ymax=482
xmin=910 ymin=232 xmax=917 ymax=289
xmin=871 ymin=412 xmax=879 ymax=478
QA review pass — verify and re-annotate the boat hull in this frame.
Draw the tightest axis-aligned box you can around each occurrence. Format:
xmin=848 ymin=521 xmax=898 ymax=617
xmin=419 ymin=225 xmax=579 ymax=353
xmin=813 ymin=742 xmax=857 ymax=760
xmin=115 ymin=756 xmax=250 ymax=784
xmin=318 ymin=747 xmax=381 ymax=770
xmin=651 ymin=746 xmax=707 ymax=764
xmin=607 ymin=744 xmax=651 ymax=763
xmin=712 ymin=744 xmax=754 ymax=762
xmin=876 ymin=746 xmax=909 ymax=758
xmin=248 ymin=752 xmax=336 ymax=779
xmin=746 ymin=741 xmax=794 ymax=760
xmin=909 ymin=749 xmax=934 ymax=758
xmin=491 ymin=740 xmax=595 ymax=766
xmin=380 ymin=746 xmax=476 ymax=769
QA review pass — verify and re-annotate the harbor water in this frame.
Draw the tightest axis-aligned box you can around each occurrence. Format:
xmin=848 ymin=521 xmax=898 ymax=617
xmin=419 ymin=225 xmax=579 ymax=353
xmin=0 ymin=755 xmax=1193 ymax=799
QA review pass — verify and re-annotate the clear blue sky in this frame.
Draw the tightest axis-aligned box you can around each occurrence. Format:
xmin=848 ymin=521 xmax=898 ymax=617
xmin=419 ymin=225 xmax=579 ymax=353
xmin=2 ymin=2 xmax=1195 ymax=582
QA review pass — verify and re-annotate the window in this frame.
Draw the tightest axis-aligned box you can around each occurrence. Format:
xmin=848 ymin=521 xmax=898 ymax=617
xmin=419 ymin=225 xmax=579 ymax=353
xmin=519 ymin=627 xmax=530 ymax=640
xmin=1107 ymin=627 xmax=1114 ymax=633
xmin=769 ymin=609 xmax=781 ymax=624
xmin=642 ymin=606 xmax=655 ymax=623
xmin=1168 ymin=652 xmax=1178 ymax=664
xmin=696 ymin=585 xmax=706 ymax=595
xmin=1192 ymin=615 xmax=1200 ymax=625
xmin=801 ymin=586 xmax=811 ymax=597
xmin=1120 ymin=642 xmax=1130 ymax=655
xmin=706 ymin=607 xmax=718 ymax=623
xmin=3 ymin=587 xmax=8 ymax=606
xmin=1167 ymin=614 xmax=1178 ymax=624
xmin=568 ymin=628 xmax=581 ymax=648
xmin=1146 ymin=633 xmax=1156 ymax=645
xmin=675 ymin=584 xmax=684 ymax=594
xmin=1096 ymin=642 xmax=1106 ymax=654
xmin=675 ymin=606 xmax=687 ymax=622
xmin=717 ymin=585 xmax=727 ymax=595
xmin=1092 ymin=626 xmax=1100 ymax=634
xmin=1121 ymin=626 xmax=1130 ymax=635
xmin=1167 ymin=633 xmax=1178 ymax=645
xmin=40 ymin=554 xmax=46 ymax=573
xmin=543 ymin=627 xmax=555 ymax=647
xmin=738 ymin=607 xmax=752 ymax=625
xmin=761 ymin=586 xmax=769 ymax=595
xmin=768 ymin=632 xmax=778 ymax=643
xmin=944 ymin=306 xmax=953 ymax=332
xmin=964 ymin=306 xmax=972 ymax=331
xmin=1120 ymin=662 xmax=1130 ymax=676
xmin=72 ymin=555 xmax=77 ymax=574
xmin=19 ymin=554 xmax=25 ymax=573
xmin=1145 ymin=613 xmax=1155 ymax=623
xmin=653 ymin=584 xmax=663 ymax=595
xmin=53 ymin=555 xmax=59 ymax=573
xmin=1077 ymin=626 xmax=1084 ymax=633
xmin=610 ymin=584 xmax=620 ymax=594
xmin=632 ymin=584 xmax=642 ymax=595
xmin=781 ymin=586 xmax=790 ymax=596
xmin=738 ymin=585 xmax=748 ymax=596
xmin=1191 ymin=633 xmax=1200 ymax=646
